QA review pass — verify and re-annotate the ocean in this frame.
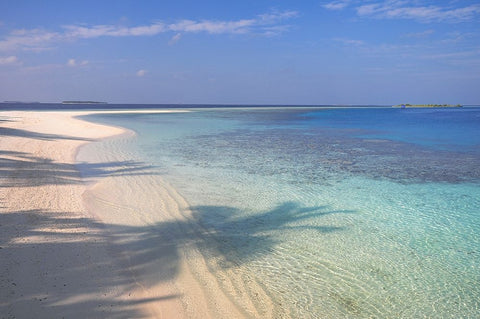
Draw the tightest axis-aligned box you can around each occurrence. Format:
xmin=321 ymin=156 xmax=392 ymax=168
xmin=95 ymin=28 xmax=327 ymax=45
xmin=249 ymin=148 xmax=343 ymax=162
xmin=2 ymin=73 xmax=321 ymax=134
xmin=78 ymin=106 xmax=480 ymax=318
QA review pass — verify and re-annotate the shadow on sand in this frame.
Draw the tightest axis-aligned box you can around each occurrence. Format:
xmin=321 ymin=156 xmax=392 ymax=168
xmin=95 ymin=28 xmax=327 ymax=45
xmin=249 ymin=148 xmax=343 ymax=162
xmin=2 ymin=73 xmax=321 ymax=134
xmin=0 ymin=126 xmax=95 ymax=141
xmin=0 ymin=201 xmax=352 ymax=318
xmin=0 ymin=150 xmax=155 ymax=188
xmin=0 ymin=125 xmax=155 ymax=188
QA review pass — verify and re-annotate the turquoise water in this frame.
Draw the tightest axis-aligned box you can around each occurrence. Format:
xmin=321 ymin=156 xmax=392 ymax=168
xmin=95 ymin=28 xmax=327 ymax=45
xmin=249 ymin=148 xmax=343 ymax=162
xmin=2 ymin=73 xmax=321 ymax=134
xmin=83 ymin=107 xmax=480 ymax=318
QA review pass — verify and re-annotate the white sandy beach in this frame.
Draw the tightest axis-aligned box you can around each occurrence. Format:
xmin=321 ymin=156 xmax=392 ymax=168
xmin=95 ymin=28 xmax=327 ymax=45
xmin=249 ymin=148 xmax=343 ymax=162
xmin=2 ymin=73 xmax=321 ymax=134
xmin=0 ymin=111 xmax=271 ymax=318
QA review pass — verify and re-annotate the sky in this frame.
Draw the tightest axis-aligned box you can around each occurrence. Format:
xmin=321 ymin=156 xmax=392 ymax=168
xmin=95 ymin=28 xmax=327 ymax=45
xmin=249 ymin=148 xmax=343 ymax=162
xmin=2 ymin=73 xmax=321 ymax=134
xmin=1 ymin=0 xmax=479 ymax=105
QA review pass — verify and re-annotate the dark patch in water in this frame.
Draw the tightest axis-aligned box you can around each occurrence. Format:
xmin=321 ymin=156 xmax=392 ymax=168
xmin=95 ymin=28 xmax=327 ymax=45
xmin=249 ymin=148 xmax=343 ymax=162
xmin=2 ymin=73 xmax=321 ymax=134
xmin=176 ymin=127 xmax=480 ymax=184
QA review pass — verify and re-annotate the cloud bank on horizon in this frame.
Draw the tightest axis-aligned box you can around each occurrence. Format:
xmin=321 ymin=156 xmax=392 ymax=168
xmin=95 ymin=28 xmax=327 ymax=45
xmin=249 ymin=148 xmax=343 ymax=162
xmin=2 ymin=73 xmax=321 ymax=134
xmin=0 ymin=1 xmax=479 ymax=104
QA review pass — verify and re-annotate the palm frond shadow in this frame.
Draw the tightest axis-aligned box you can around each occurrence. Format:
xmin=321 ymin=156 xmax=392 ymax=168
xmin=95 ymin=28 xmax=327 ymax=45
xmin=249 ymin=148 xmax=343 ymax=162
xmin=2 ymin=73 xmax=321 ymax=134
xmin=0 ymin=150 xmax=155 ymax=188
xmin=1 ymin=202 xmax=351 ymax=317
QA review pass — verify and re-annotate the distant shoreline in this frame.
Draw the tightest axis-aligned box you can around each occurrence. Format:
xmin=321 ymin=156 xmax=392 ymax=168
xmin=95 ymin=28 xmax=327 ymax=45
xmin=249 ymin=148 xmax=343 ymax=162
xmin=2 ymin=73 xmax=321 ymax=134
xmin=62 ymin=101 xmax=108 ymax=104
xmin=393 ymin=104 xmax=462 ymax=108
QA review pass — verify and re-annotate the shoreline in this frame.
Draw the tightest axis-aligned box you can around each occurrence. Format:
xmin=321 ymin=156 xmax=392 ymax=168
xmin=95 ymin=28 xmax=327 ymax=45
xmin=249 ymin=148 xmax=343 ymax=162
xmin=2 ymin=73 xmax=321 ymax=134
xmin=0 ymin=110 xmax=262 ymax=318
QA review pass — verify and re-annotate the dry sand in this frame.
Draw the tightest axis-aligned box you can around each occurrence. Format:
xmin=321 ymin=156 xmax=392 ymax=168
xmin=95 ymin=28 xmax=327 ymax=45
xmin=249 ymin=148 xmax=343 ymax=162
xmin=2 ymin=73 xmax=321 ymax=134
xmin=0 ymin=111 xmax=272 ymax=318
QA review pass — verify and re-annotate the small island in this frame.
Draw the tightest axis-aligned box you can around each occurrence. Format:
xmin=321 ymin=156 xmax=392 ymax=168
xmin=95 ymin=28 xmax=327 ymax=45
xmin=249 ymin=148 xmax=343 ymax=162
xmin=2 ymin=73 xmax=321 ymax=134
xmin=62 ymin=101 xmax=108 ymax=104
xmin=393 ymin=104 xmax=462 ymax=108
xmin=3 ymin=101 xmax=41 ymax=104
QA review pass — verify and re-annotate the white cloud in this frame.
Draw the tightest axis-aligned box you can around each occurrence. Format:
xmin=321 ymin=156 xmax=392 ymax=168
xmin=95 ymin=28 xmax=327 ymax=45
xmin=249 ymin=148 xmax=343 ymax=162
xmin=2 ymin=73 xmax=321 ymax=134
xmin=257 ymin=10 xmax=299 ymax=23
xmin=403 ymin=29 xmax=434 ymax=38
xmin=136 ymin=69 xmax=147 ymax=77
xmin=356 ymin=1 xmax=480 ymax=22
xmin=334 ymin=38 xmax=365 ymax=46
xmin=440 ymin=31 xmax=475 ymax=44
xmin=261 ymin=25 xmax=292 ymax=37
xmin=169 ymin=33 xmax=182 ymax=45
xmin=165 ymin=11 xmax=297 ymax=35
xmin=323 ymin=1 xmax=350 ymax=10
xmin=168 ymin=19 xmax=255 ymax=34
xmin=0 ymin=55 xmax=19 ymax=65
xmin=67 ymin=58 xmax=88 ymax=67
xmin=0 ymin=28 xmax=59 ymax=51
xmin=63 ymin=23 xmax=166 ymax=39
xmin=0 ymin=10 xmax=298 ymax=52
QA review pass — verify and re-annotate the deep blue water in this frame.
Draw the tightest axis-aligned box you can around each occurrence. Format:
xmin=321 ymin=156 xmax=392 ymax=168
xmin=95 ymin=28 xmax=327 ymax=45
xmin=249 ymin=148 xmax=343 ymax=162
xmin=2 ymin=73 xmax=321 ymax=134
xmin=299 ymin=107 xmax=480 ymax=151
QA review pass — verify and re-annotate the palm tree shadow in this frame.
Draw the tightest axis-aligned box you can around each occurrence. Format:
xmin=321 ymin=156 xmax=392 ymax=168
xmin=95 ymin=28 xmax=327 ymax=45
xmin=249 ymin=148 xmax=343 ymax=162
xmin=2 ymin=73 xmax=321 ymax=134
xmin=190 ymin=202 xmax=353 ymax=266
xmin=0 ymin=150 xmax=156 ymax=188
xmin=0 ymin=202 xmax=352 ymax=317
xmin=0 ymin=210 xmax=179 ymax=318
xmin=0 ymin=124 xmax=157 ymax=188
xmin=0 ymin=126 xmax=95 ymax=141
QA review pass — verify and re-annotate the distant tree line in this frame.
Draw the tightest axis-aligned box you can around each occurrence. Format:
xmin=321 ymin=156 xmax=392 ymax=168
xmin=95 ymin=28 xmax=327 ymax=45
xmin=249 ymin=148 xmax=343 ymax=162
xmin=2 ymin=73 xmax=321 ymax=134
xmin=393 ymin=104 xmax=462 ymax=108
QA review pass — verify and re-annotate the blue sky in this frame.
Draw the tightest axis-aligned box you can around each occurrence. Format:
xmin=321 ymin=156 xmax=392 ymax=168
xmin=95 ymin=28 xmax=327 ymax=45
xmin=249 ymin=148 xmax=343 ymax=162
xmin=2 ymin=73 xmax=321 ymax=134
xmin=1 ymin=0 xmax=479 ymax=104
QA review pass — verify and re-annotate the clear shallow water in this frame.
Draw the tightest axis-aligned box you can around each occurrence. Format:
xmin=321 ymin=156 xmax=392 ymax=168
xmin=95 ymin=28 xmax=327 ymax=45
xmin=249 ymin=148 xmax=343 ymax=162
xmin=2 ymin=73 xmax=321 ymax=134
xmin=82 ymin=107 xmax=480 ymax=318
